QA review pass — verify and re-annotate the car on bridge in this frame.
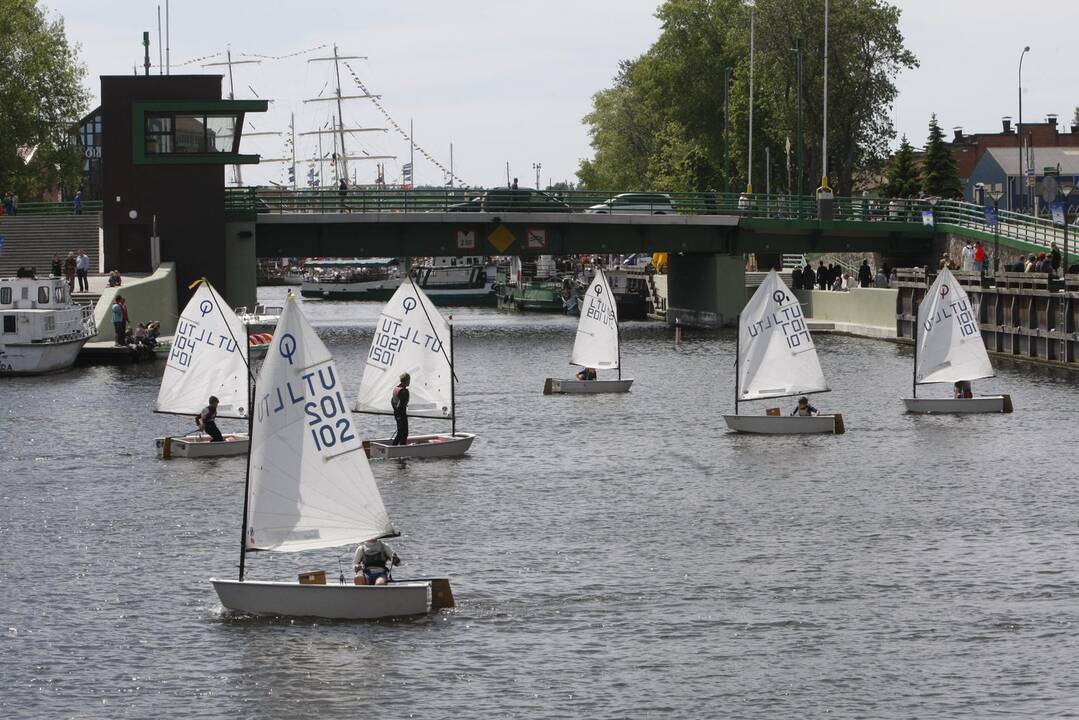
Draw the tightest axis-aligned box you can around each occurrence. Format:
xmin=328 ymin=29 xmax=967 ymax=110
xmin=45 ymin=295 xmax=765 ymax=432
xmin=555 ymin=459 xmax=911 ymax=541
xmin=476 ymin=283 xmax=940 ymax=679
xmin=445 ymin=188 xmax=572 ymax=213
xmin=585 ymin=192 xmax=676 ymax=215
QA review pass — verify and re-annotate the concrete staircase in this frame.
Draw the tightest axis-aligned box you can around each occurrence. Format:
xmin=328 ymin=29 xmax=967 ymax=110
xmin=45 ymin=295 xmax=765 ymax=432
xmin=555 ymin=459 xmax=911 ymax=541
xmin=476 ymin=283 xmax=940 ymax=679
xmin=0 ymin=214 xmax=101 ymax=277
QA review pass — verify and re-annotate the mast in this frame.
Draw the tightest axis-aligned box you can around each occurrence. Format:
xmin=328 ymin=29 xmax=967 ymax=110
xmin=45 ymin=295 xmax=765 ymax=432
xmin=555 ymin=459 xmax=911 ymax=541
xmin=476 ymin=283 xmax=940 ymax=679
xmin=616 ymin=313 xmax=622 ymax=381
xmin=912 ymin=298 xmax=918 ymax=398
xmin=734 ymin=313 xmax=741 ymax=415
xmin=449 ymin=319 xmax=456 ymax=436
xmin=290 ymin=113 xmax=296 ymax=190
xmin=331 ymin=44 xmax=348 ymax=181
xmin=202 ymin=50 xmax=263 ymax=187
xmin=238 ymin=377 xmax=254 ymax=581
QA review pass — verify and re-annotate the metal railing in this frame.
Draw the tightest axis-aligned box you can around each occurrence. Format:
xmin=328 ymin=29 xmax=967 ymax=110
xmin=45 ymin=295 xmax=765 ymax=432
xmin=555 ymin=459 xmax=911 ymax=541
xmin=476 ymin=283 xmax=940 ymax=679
xmin=0 ymin=200 xmax=103 ymax=216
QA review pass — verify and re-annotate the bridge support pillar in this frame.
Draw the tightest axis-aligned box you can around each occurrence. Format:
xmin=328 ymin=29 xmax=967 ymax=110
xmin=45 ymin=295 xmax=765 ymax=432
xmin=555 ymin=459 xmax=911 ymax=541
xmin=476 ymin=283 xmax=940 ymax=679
xmin=667 ymin=253 xmax=745 ymax=328
xmin=224 ymin=221 xmax=257 ymax=309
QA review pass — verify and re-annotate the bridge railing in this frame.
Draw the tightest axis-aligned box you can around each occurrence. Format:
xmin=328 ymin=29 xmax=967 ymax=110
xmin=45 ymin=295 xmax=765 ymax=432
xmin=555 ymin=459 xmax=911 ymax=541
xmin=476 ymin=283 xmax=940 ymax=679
xmin=931 ymin=199 xmax=1075 ymax=251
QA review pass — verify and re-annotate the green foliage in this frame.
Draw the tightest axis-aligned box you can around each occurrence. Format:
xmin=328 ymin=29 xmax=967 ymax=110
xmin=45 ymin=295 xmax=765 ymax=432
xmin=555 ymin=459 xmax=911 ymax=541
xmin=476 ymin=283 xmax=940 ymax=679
xmin=0 ymin=0 xmax=89 ymax=200
xmin=922 ymin=114 xmax=962 ymax=198
xmin=578 ymin=0 xmax=918 ymax=196
xmin=882 ymin=136 xmax=920 ymax=197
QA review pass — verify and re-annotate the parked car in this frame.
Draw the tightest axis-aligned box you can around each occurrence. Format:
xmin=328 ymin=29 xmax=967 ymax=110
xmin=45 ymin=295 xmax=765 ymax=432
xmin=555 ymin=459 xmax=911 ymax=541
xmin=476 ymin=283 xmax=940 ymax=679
xmin=586 ymin=192 xmax=677 ymax=215
xmin=480 ymin=188 xmax=572 ymax=213
xmin=446 ymin=196 xmax=482 ymax=212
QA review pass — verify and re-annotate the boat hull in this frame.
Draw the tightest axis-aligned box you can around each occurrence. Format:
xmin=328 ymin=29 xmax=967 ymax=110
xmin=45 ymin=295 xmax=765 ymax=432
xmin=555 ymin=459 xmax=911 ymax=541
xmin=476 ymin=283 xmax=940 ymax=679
xmin=210 ymin=578 xmax=435 ymax=619
xmin=155 ymin=432 xmax=250 ymax=458
xmin=0 ymin=337 xmax=86 ymax=375
xmin=303 ymin=280 xmax=496 ymax=306
xmin=722 ymin=414 xmax=845 ymax=434
xmin=543 ymin=378 xmax=634 ymax=394
xmin=363 ymin=432 xmax=476 ymax=459
xmin=902 ymin=395 xmax=1013 ymax=414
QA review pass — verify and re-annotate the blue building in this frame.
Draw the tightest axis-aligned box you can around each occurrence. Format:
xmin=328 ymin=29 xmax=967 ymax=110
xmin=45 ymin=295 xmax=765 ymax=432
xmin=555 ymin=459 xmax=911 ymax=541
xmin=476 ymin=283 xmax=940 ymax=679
xmin=965 ymin=146 xmax=1079 ymax=216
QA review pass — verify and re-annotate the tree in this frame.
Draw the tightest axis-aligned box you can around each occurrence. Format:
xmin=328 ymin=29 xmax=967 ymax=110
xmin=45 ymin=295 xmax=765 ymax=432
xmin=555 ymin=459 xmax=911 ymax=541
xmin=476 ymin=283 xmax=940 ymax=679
xmin=882 ymin=136 xmax=920 ymax=197
xmin=577 ymin=0 xmax=918 ymax=195
xmin=0 ymin=0 xmax=89 ymax=200
xmin=922 ymin=114 xmax=962 ymax=198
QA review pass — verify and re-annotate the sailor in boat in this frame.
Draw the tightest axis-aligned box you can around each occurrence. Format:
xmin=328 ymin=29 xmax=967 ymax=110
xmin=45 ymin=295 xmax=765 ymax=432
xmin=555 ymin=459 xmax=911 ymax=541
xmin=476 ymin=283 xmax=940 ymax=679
xmin=353 ymin=536 xmax=401 ymax=585
xmin=195 ymin=396 xmax=225 ymax=442
xmin=575 ymin=367 xmax=597 ymax=381
xmin=953 ymin=380 xmax=973 ymax=399
xmin=392 ymin=373 xmax=410 ymax=446
xmin=791 ymin=397 xmax=820 ymax=417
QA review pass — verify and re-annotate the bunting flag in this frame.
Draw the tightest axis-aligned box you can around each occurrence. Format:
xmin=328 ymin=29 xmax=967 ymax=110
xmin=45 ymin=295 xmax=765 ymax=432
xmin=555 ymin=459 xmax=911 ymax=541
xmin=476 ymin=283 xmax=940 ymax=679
xmin=343 ymin=61 xmax=467 ymax=187
xmin=402 ymin=162 xmax=413 ymax=183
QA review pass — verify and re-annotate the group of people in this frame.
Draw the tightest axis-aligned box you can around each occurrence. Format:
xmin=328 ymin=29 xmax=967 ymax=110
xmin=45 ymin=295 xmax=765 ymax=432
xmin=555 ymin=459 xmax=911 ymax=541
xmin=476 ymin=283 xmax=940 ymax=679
xmin=110 ymin=296 xmax=157 ymax=347
xmin=791 ymin=259 xmax=894 ymax=291
xmin=50 ymin=250 xmax=92 ymax=293
xmin=948 ymin=240 xmax=1064 ymax=276
xmin=1 ymin=192 xmax=18 ymax=216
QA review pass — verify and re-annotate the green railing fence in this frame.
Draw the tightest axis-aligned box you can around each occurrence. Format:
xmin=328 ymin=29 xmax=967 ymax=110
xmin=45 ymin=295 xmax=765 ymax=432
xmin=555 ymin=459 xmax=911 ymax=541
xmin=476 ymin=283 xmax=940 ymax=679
xmin=0 ymin=200 xmax=103 ymax=216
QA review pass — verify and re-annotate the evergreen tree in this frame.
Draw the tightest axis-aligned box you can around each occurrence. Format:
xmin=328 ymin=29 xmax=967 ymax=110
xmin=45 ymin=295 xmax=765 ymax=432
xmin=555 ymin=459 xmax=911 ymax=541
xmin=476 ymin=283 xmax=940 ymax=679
xmin=922 ymin=114 xmax=962 ymax=198
xmin=882 ymin=136 xmax=921 ymax=197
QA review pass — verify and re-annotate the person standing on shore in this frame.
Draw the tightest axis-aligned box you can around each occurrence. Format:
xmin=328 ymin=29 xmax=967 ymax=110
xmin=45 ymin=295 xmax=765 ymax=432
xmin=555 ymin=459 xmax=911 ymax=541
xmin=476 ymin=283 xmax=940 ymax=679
xmin=62 ymin=252 xmax=76 ymax=292
xmin=1051 ymin=242 xmax=1062 ymax=276
xmin=75 ymin=249 xmax=90 ymax=292
xmin=111 ymin=295 xmax=126 ymax=345
xmin=391 ymin=372 xmax=410 ymax=446
xmin=858 ymin=259 xmax=873 ymax=288
xmin=50 ymin=255 xmax=62 ymax=277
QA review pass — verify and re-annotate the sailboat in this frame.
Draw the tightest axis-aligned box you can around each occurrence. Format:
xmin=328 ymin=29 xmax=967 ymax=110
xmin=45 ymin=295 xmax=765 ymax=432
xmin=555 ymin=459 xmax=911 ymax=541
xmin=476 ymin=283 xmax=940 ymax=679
xmin=902 ymin=267 xmax=1013 ymax=414
xmin=211 ymin=295 xmax=454 ymax=619
xmin=543 ymin=267 xmax=633 ymax=394
xmin=354 ymin=277 xmax=476 ymax=459
xmin=154 ymin=279 xmax=251 ymax=458
xmin=723 ymin=270 xmax=845 ymax=434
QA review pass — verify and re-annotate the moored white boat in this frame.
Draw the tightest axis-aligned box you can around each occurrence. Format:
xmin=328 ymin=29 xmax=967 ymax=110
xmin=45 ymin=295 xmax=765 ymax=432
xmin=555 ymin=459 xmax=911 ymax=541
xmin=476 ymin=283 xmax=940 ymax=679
xmin=723 ymin=414 xmax=845 ymax=434
xmin=363 ymin=432 xmax=476 ymax=459
xmin=544 ymin=267 xmax=632 ymax=394
xmin=723 ymin=270 xmax=843 ymax=435
xmin=210 ymin=295 xmax=454 ymax=620
xmin=154 ymin=279 xmax=251 ymax=458
xmin=902 ymin=268 xmax=1013 ymax=415
xmin=235 ymin=304 xmax=281 ymax=334
xmin=354 ymin=277 xmax=476 ymax=459
xmin=0 ymin=274 xmax=95 ymax=376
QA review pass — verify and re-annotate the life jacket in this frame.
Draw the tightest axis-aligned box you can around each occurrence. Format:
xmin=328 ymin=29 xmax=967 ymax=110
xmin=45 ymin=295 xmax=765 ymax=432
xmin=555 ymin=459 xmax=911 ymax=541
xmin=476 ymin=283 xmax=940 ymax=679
xmin=361 ymin=546 xmax=387 ymax=568
xmin=391 ymin=385 xmax=403 ymax=409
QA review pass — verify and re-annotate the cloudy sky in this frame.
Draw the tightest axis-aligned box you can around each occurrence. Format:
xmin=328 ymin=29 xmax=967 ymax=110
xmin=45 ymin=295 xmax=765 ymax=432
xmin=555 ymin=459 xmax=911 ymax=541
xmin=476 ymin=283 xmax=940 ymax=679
xmin=51 ymin=0 xmax=1079 ymax=188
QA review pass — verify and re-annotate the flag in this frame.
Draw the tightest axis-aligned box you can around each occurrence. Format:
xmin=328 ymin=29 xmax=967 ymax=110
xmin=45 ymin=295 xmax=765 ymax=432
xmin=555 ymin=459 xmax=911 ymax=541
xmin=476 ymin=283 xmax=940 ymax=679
xmin=983 ymin=205 xmax=998 ymax=227
xmin=0 ymin=235 xmax=5 ymax=256
xmin=402 ymin=162 xmax=413 ymax=183
xmin=1051 ymin=201 xmax=1065 ymax=227
xmin=921 ymin=210 xmax=934 ymax=226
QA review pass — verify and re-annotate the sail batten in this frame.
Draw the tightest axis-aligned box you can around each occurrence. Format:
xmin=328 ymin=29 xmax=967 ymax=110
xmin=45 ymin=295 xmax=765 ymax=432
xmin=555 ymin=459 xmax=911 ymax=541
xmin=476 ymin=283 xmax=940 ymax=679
xmin=355 ymin=279 xmax=454 ymax=418
xmin=915 ymin=268 xmax=994 ymax=385
xmin=738 ymin=270 xmax=828 ymax=401
xmin=571 ymin=268 xmax=620 ymax=369
xmin=246 ymin=297 xmax=393 ymax=553
xmin=155 ymin=281 xmax=250 ymax=417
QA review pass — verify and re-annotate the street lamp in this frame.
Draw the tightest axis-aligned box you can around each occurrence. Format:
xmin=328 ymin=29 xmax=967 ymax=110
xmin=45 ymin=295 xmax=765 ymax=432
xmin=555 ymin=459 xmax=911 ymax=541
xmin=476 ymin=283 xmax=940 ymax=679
xmin=746 ymin=0 xmax=755 ymax=194
xmin=820 ymin=0 xmax=830 ymax=192
xmin=532 ymin=162 xmax=542 ymax=190
xmin=1017 ymin=46 xmax=1030 ymax=213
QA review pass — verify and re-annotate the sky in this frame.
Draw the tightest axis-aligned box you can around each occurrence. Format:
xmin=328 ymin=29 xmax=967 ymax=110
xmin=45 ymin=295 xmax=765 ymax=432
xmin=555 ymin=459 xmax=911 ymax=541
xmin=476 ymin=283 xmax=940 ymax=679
xmin=49 ymin=0 xmax=1079 ymax=189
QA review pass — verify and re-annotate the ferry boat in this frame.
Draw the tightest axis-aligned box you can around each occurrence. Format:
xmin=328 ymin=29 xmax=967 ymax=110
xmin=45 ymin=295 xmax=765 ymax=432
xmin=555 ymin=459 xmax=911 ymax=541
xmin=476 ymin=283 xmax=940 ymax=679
xmin=0 ymin=271 xmax=96 ymax=375
xmin=301 ymin=256 xmax=496 ymax=305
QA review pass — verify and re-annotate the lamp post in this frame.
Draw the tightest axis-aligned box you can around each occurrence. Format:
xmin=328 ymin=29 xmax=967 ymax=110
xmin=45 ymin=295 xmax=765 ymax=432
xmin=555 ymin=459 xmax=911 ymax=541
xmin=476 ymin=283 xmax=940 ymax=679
xmin=722 ymin=66 xmax=732 ymax=193
xmin=1059 ymin=181 xmax=1073 ymax=274
xmin=532 ymin=162 xmax=542 ymax=190
xmin=1017 ymin=46 xmax=1030 ymax=213
xmin=746 ymin=0 xmax=756 ymax=194
xmin=820 ymin=0 xmax=830 ymax=192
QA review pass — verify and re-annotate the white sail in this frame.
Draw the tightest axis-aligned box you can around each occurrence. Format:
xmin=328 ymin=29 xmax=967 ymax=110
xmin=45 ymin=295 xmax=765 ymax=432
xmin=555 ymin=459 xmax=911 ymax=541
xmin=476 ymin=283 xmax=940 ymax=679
xmin=738 ymin=270 xmax=828 ymax=400
xmin=155 ymin=280 xmax=250 ymax=418
xmin=247 ymin=296 xmax=393 ymax=552
xmin=570 ymin=267 xmax=619 ymax=369
xmin=355 ymin=278 xmax=453 ymax=419
xmin=916 ymin=268 xmax=994 ymax=385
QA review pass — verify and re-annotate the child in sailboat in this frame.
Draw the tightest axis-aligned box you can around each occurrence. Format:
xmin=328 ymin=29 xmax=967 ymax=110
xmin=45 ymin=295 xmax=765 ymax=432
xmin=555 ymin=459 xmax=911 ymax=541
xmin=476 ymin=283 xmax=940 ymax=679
xmin=790 ymin=397 xmax=820 ymax=417
xmin=953 ymin=380 xmax=973 ymax=399
xmin=353 ymin=536 xmax=401 ymax=585
xmin=576 ymin=367 xmax=597 ymax=381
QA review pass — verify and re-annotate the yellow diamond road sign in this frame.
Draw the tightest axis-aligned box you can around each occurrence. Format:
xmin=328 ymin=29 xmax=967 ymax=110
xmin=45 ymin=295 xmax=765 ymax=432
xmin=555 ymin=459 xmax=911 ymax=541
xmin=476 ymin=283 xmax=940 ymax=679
xmin=487 ymin=225 xmax=515 ymax=253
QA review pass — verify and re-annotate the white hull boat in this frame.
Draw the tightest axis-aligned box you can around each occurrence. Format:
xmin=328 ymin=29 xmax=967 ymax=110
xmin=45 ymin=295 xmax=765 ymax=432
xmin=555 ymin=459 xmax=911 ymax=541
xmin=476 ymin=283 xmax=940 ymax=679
xmin=543 ymin=378 xmax=633 ymax=394
xmin=723 ymin=413 xmax=845 ymax=434
xmin=0 ymin=337 xmax=86 ymax=375
xmin=1 ymin=275 xmax=95 ymax=376
xmin=211 ymin=578 xmax=454 ymax=619
xmin=902 ymin=395 xmax=1012 ymax=414
xmin=363 ymin=432 xmax=476 ymax=459
xmin=155 ymin=432 xmax=250 ymax=458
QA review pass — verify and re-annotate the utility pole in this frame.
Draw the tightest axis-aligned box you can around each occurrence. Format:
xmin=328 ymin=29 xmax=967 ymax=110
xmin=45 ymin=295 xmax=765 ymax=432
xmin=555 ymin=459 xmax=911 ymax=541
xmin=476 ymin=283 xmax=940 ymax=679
xmin=722 ymin=66 xmax=732 ymax=193
xmin=794 ymin=37 xmax=805 ymax=197
xmin=533 ymin=162 xmax=542 ymax=190
xmin=821 ymin=0 xmax=830 ymax=191
xmin=747 ymin=1 xmax=756 ymax=194
xmin=157 ymin=6 xmax=163 ymax=74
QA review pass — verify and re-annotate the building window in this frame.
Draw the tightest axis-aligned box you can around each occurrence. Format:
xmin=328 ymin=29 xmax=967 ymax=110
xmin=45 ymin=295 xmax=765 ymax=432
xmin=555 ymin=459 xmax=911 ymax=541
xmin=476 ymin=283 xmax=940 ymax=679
xmin=37 ymin=286 xmax=49 ymax=304
xmin=0 ymin=287 xmax=10 ymax=305
xmin=145 ymin=112 xmax=239 ymax=155
xmin=2 ymin=315 xmax=14 ymax=333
